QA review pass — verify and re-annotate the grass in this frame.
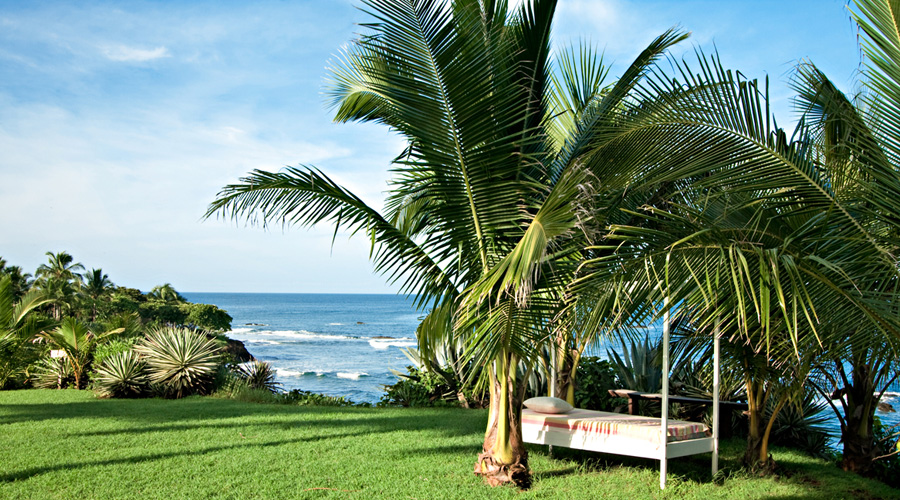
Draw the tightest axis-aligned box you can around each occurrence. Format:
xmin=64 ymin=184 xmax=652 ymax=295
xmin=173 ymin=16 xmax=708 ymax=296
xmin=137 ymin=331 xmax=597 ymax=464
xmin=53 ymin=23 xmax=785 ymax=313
xmin=0 ymin=390 xmax=896 ymax=500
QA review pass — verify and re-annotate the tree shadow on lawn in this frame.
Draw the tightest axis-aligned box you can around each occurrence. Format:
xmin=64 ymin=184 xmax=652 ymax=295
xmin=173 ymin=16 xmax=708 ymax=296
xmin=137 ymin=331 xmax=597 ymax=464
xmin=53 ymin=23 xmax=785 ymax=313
xmin=0 ymin=396 xmax=485 ymax=440
xmin=525 ymin=444 xmax=721 ymax=485
xmin=0 ymin=429 xmax=375 ymax=483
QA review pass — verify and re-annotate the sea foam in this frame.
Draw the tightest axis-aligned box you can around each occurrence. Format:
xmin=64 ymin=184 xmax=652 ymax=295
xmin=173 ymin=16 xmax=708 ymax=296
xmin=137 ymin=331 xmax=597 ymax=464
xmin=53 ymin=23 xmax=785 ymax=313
xmin=368 ymin=338 xmax=417 ymax=350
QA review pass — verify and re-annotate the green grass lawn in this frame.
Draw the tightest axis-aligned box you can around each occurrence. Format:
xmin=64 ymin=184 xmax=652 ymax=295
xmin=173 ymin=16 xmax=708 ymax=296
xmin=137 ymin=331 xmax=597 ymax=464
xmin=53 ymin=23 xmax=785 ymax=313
xmin=0 ymin=390 xmax=896 ymax=500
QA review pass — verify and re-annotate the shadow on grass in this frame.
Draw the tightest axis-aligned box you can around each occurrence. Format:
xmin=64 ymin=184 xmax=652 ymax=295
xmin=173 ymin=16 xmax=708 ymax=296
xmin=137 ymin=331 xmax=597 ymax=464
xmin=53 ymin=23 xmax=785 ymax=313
xmin=0 ymin=395 xmax=484 ymax=439
xmin=0 ymin=429 xmax=376 ymax=483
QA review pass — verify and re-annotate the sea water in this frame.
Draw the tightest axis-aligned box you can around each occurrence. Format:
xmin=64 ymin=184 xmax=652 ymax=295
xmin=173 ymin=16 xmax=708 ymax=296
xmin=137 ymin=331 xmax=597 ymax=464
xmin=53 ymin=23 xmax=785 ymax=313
xmin=183 ymin=293 xmax=421 ymax=403
xmin=185 ymin=292 xmax=899 ymax=444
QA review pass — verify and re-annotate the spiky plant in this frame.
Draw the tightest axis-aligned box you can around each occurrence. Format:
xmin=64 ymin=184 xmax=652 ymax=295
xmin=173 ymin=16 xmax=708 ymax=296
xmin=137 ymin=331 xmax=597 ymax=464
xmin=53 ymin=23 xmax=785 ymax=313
xmin=135 ymin=327 xmax=222 ymax=398
xmin=31 ymin=356 xmax=74 ymax=389
xmin=93 ymin=350 xmax=148 ymax=398
xmin=234 ymin=360 xmax=281 ymax=393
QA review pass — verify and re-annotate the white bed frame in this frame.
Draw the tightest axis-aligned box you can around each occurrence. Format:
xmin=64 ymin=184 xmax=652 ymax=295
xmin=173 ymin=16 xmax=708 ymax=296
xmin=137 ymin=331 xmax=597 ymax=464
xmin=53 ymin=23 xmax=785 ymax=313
xmin=529 ymin=306 xmax=720 ymax=489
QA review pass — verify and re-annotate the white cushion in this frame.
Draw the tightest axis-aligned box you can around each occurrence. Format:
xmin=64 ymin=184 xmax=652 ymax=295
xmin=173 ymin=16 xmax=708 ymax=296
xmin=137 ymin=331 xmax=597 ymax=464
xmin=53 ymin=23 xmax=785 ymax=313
xmin=523 ymin=396 xmax=573 ymax=414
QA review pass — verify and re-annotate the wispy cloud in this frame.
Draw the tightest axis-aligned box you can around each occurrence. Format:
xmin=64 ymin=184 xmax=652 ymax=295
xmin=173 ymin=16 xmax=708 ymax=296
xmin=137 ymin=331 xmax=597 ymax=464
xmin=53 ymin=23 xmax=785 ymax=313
xmin=102 ymin=45 xmax=170 ymax=62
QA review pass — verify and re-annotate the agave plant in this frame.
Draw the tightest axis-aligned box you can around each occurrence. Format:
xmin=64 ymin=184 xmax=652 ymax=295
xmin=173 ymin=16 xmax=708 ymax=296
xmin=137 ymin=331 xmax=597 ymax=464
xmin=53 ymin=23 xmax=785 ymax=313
xmin=31 ymin=356 xmax=74 ymax=389
xmin=233 ymin=360 xmax=281 ymax=393
xmin=93 ymin=350 xmax=148 ymax=398
xmin=135 ymin=327 xmax=222 ymax=398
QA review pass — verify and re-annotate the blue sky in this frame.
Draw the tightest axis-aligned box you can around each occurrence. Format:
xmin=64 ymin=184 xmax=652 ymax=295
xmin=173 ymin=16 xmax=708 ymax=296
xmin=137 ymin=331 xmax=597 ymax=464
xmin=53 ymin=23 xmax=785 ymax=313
xmin=0 ymin=0 xmax=861 ymax=293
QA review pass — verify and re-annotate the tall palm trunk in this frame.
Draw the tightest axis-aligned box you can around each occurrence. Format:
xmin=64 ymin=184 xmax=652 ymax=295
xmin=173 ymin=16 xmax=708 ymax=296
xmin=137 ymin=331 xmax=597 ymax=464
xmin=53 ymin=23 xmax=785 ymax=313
xmin=475 ymin=351 xmax=531 ymax=488
xmin=837 ymin=360 xmax=882 ymax=474
xmin=551 ymin=341 xmax=580 ymax=405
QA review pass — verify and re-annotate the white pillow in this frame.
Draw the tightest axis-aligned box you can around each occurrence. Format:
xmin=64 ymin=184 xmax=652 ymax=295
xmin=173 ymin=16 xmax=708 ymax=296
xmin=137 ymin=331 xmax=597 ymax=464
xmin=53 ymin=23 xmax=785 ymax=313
xmin=523 ymin=396 xmax=573 ymax=414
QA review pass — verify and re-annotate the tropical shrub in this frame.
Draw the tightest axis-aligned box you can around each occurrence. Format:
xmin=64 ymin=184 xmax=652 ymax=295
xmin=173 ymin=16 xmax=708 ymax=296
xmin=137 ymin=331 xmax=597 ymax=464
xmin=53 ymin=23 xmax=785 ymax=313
xmin=767 ymin=391 xmax=834 ymax=458
xmin=31 ymin=356 xmax=74 ymax=389
xmin=379 ymin=365 xmax=458 ymax=407
xmin=871 ymin=416 xmax=900 ymax=487
xmin=135 ymin=326 xmax=222 ymax=398
xmin=233 ymin=360 xmax=281 ymax=393
xmin=276 ymin=389 xmax=369 ymax=407
xmin=38 ymin=318 xmax=123 ymax=389
xmin=574 ymin=357 xmax=624 ymax=412
xmin=93 ymin=350 xmax=149 ymax=398
xmin=182 ymin=303 xmax=232 ymax=332
xmin=93 ymin=337 xmax=139 ymax=366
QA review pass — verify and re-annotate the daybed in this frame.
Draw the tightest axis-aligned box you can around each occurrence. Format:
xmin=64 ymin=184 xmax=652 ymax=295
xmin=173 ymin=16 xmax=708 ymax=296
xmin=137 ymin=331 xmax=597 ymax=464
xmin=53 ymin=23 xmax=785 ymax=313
xmin=522 ymin=310 xmax=721 ymax=489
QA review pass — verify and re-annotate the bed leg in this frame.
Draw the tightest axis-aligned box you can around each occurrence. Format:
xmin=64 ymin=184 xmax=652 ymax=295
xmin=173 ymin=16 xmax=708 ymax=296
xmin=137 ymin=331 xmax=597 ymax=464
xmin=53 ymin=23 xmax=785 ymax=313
xmin=660 ymin=458 xmax=667 ymax=489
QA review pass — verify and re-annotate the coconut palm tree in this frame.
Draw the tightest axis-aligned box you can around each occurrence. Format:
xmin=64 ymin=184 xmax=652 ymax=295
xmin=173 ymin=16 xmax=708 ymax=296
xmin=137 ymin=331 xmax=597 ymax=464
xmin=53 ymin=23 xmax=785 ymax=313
xmin=35 ymin=251 xmax=84 ymax=321
xmin=568 ymin=0 xmax=900 ymax=470
xmin=0 ymin=258 xmax=32 ymax=302
xmin=147 ymin=283 xmax=184 ymax=303
xmin=82 ymin=268 xmax=114 ymax=321
xmin=208 ymin=0 xmax=687 ymax=487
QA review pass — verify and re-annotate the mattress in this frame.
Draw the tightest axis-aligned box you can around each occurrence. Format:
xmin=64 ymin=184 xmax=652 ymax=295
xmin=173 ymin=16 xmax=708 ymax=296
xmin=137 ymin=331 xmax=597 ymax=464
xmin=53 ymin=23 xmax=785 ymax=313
xmin=522 ymin=408 xmax=710 ymax=445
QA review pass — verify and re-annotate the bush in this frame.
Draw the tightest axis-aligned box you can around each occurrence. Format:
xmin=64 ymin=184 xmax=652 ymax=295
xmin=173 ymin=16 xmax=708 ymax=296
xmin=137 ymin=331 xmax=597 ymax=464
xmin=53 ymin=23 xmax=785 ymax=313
xmin=378 ymin=365 xmax=458 ymax=407
xmin=182 ymin=303 xmax=232 ymax=332
xmin=767 ymin=392 xmax=834 ymax=458
xmin=871 ymin=416 xmax=900 ymax=488
xmin=233 ymin=360 xmax=281 ymax=393
xmin=276 ymin=389 xmax=369 ymax=407
xmin=93 ymin=337 xmax=139 ymax=367
xmin=93 ymin=351 xmax=149 ymax=398
xmin=31 ymin=356 xmax=74 ymax=389
xmin=574 ymin=357 xmax=624 ymax=411
xmin=135 ymin=327 xmax=222 ymax=398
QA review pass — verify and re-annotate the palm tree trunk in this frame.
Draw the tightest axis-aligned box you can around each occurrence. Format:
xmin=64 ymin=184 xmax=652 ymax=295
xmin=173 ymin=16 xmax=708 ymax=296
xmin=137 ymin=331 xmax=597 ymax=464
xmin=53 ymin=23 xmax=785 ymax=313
xmin=840 ymin=363 xmax=879 ymax=474
xmin=474 ymin=351 xmax=531 ymax=488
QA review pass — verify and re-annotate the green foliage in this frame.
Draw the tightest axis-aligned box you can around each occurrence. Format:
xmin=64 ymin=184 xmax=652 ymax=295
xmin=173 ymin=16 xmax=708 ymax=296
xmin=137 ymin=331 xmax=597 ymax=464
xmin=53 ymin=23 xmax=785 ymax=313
xmin=275 ymin=388 xmax=369 ymax=407
xmin=379 ymin=365 xmax=458 ymax=407
xmin=0 ymin=276 xmax=52 ymax=389
xmin=608 ymin=336 xmax=661 ymax=393
xmin=31 ymin=357 xmax=74 ymax=389
xmin=138 ymin=301 xmax=188 ymax=326
xmin=37 ymin=318 xmax=123 ymax=389
xmin=3 ymin=389 xmax=899 ymax=499
xmin=135 ymin=327 xmax=222 ymax=398
xmin=93 ymin=351 xmax=149 ymax=399
xmin=233 ymin=360 xmax=280 ymax=393
xmin=574 ymin=357 xmax=624 ymax=412
xmin=871 ymin=416 xmax=900 ymax=488
xmin=182 ymin=303 xmax=232 ymax=332
xmin=767 ymin=391 xmax=834 ymax=458
xmin=92 ymin=337 xmax=139 ymax=367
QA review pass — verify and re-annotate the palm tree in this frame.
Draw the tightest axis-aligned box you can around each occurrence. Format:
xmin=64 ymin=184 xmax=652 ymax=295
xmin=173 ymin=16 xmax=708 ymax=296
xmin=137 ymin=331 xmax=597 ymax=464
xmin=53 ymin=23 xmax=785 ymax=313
xmin=0 ymin=276 xmax=53 ymax=388
xmin=208 ymin=0 xmax=686 ymax=487
xmin=38 ymin=318 xmax=123 ymax=389
xmin=568 ymin=0 xmax=900 ymax=470
xmin=147 ymin=283 xmax=184 ymax=303
xmin=83 ymin=268 xmax=114 ymax=321
xmin=35 ymin=251 xmax=84 ymax=320
xmin=0 ymin=258 xmax=32 ymax=301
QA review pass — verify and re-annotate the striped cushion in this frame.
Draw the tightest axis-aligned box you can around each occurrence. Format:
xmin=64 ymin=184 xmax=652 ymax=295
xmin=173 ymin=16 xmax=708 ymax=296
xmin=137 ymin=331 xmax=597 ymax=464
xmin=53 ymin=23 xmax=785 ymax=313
xmin=522 ymin=408 xmax=709 ymax=443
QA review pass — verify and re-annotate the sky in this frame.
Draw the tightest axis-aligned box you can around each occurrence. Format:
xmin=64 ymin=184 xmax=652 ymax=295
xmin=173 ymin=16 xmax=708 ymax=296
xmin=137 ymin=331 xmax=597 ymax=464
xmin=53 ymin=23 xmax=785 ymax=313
xmin=0 ymin=0 xmax=862 ymax=294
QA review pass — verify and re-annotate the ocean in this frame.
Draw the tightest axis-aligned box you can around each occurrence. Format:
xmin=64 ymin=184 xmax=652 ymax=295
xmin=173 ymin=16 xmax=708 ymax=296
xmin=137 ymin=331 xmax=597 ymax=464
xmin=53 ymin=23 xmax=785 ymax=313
xmin=184 ymin=292 xmax=899 ymax=443
xmin=183 ymin=292 xmax=421 ymax=404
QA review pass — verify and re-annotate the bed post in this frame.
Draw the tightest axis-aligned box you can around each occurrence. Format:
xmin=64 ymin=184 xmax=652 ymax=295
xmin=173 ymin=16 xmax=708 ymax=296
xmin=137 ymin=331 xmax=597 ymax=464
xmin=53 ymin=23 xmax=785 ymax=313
xmin=660 ymin=297 xmax=670 ymax=490
xmin=712 ymin=319 xmax=720 ymax=476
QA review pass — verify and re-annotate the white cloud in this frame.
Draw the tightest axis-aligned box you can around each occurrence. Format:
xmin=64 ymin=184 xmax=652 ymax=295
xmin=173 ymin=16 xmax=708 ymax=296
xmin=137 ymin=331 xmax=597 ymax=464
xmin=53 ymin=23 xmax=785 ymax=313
xmin=102 ymin=45 xmax=170 ymax=62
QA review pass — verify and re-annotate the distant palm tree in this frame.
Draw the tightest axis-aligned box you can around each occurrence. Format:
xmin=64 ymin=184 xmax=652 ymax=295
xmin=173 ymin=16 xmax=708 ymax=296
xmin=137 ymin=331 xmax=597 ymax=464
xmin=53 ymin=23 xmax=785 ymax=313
xmin=35 ymin=251 xmax=84 ymax=320
xmin=147 ymin=283 xmax=184 ymax=303
xmin=0 ymin=258 xmax=32 ymax=301
xmin=83 ymin=269 xmax=114 ymax=321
